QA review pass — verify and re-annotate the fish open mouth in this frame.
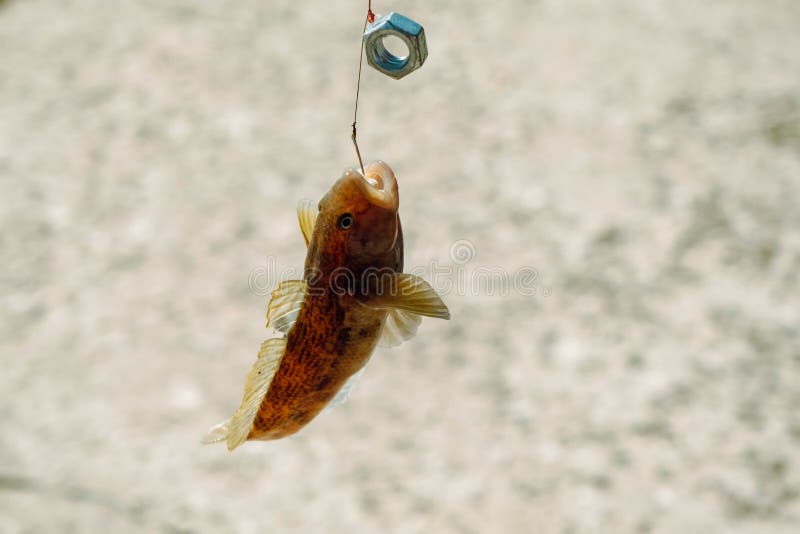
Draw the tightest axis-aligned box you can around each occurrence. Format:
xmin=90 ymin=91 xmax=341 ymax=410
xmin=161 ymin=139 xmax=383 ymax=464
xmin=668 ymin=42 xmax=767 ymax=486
xmin=356 ymin=160 xmax=399 ymax=212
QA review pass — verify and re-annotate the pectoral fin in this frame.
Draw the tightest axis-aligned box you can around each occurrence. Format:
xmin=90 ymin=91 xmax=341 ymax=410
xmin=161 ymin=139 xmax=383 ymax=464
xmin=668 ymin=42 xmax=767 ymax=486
xmin=201 ymin=337 xmax=287 ymax=451
xmin=266 ymin=280 xmax=307 ymax=334
xmin=378 ymin=309 xmax=422 ymax=347
xmin=297 ymin=199 xmax=317 ymax=247
xmin=365 ymin=273 xmax=450 ymax=320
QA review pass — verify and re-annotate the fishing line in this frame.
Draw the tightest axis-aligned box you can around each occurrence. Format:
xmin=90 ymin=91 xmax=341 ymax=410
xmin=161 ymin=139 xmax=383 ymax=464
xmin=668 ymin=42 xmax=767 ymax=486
xmin=351 ymin=1 xmax=375 ymax=176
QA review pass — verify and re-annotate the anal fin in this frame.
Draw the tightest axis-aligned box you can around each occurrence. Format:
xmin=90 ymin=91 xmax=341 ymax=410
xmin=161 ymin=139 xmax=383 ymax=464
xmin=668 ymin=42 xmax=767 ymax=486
xmin=328 ymin=368 xmax=365 ymax=409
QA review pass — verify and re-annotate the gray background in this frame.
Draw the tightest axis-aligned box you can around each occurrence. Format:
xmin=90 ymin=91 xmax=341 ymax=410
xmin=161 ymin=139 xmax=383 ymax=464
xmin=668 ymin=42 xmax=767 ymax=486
xmin=2 ymin=0 xmax=800 ymax=532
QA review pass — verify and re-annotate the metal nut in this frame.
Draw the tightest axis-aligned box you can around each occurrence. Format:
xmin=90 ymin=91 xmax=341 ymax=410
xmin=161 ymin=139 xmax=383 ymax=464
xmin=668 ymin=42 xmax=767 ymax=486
xmin=363 ymin=12 xmax=428 ymax=80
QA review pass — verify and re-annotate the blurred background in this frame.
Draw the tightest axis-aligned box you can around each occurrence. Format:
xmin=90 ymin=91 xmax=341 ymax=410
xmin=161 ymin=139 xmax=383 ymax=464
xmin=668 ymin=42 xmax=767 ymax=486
xmin=2 ymin=0 xmax=800 ymax=532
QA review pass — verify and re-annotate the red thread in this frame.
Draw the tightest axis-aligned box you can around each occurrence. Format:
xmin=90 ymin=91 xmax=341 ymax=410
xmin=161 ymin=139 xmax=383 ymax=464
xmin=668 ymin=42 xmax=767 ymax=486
xmin=367 ymin=9 xmax=375 ymax=23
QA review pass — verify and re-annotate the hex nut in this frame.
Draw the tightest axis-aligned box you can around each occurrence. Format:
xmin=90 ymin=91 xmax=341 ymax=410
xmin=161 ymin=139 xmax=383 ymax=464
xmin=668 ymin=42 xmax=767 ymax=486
xmin=363 ymin=12 xmax=428 ymax=80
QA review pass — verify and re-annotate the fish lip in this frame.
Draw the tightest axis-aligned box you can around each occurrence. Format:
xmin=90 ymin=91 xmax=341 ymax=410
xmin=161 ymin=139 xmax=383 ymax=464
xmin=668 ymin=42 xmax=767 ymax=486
xmin=345 ymin=160 xmax=399 ymax=212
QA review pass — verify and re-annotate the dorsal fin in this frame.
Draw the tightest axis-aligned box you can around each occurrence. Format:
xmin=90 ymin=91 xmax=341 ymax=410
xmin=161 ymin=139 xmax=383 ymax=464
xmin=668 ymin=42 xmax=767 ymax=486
xmin=378 ymin=308 xmax=422 ymax=347
xmin=201 ymin=337 xmax=287 ymax=451
xmin=266 ymin=280 xmax=307 ymax=334
xmin=296 ymin=199 xmax=318 ymax=247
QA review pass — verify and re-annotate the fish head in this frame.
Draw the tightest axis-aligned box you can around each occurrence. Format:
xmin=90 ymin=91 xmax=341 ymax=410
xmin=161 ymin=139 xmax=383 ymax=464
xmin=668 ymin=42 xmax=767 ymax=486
xmin=309 ymin=161 xmax=403 ymax=278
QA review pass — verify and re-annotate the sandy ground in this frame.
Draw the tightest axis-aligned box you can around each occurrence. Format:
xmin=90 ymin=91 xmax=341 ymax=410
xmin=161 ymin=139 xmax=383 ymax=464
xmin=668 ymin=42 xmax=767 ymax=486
xmin=2 ymin=0 xmax=800 ymax=532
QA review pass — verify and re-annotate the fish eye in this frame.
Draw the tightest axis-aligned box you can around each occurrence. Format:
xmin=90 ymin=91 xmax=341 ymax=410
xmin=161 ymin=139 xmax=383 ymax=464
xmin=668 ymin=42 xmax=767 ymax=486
xmin=336 ymin=213 xmax=354 ymax=230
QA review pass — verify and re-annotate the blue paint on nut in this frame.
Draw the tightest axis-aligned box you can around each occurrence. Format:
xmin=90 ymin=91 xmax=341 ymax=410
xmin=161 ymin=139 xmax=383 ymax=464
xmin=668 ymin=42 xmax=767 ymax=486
xmin=363 ymin=12 xmax=428 ymax=80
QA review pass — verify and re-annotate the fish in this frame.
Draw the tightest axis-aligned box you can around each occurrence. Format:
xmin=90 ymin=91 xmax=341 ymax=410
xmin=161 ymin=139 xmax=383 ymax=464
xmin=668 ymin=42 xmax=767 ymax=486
xmin=203 ymin=161 xmax=450 ymax=449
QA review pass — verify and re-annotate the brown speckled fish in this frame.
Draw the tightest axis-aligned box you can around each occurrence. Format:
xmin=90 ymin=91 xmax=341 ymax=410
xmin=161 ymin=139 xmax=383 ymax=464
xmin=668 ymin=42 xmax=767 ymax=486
xmin=203 ymin=161 xmax=449 ymax=450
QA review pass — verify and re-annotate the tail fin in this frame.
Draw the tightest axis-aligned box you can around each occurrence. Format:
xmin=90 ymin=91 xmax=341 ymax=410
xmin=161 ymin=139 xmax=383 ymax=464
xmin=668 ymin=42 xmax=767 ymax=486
xmin=201 ymin=420 xmax=230 ymax=445
xmin=201 ymin=337 xmax=287 ymax=451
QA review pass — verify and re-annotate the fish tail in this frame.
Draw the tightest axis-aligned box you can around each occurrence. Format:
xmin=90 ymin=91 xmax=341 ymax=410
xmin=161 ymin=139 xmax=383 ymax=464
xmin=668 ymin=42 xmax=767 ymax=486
xmin=201 ymin=419 xmax=230 ymax=445
xmin=201 ymin=337 xmax=287 ymax=451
